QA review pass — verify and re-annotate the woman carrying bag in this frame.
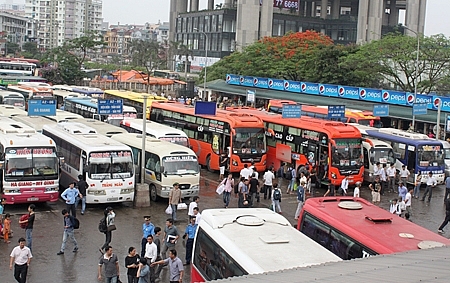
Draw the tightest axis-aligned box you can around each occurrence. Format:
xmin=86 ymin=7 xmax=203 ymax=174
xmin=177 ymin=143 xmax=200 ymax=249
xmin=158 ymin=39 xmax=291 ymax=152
xmin=220 ymin=173 xmax=234 ymax=208
xmin=101 ymin=207 xmax=116 ymax=252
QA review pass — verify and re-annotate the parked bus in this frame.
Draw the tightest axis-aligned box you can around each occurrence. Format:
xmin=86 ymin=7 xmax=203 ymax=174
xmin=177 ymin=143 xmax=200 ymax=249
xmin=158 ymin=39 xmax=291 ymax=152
xmin=42 ymin=122 xmax=135 ymax=203
xmin=103 ymin=90 xmax=167 ymax=117
xmin=111 ymin=133 xmax=199 ymax=201
xmin=71 ymin=118 xmax=128 ymax=137
xmin=0 ymin=61 xmax=37 ymax=76
xmin=0 ymin=105 xmax=27 ymax=117
xmin=0 ymin=90 xmax=25 ymax=108
xmin=71 ymin=86 xmax=104 ymax=98
xmin=0 ymin=76 xmax=47 ymax=88
xmin=119 ymin=118 xmax=189 ymax=147
xmin=0 ymin=117 xmax=60 ymax=204
xmin=150 ymin=102 xmax=267 ymax=173
xmin=45 ymin=109 xmax=84 ymax=122
xmin=298 ymin=197 xmax=450 ymax=260
xmin=52 ymin=89 xmax=82 ymax=108
xmin=364 ymin=128 xmax=445 ymax=184
xmin=442 ymin=140 xmax=450 ymax=177
xmin=7 ymin=85 xmax=53 ymax=110
xmin=191 ymin=208 xmax=341 ymax=282
xmin=153 ymin=70 xmax=180 ymax=80
xmin=12 ymin=115 xmax=57 ymax=132
xmin=267 ymin=100 xmax=382 ymax=127
xmin=227 ymin=108 xmax=363 ymax=186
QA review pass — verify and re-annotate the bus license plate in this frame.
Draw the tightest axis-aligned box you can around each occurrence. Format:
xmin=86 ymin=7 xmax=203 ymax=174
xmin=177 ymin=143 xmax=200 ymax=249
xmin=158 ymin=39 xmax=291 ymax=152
xmin=107 ymin=198 xmax=118 ymax=201
xmin=27 ymin=197 xmax=39 ymax=201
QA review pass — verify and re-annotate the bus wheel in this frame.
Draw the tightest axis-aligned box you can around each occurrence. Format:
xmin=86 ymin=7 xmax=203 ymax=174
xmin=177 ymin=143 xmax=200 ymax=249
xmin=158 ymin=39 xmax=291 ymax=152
xmin=206 ymin=156 xmax=215 ymax=173
xmin=149 ymin=185 xmax=158 ymax=202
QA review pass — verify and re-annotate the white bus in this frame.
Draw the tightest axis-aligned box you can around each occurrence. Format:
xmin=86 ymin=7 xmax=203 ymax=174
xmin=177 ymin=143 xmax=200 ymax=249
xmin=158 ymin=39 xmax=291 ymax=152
xmin=0 ymin=61 xmax=37 ymax=76
xmin=0 ymin=117 xmax=60 ymax=204
xmin=0 ymin=105 xmax=27 ymax=117
xmin=111 ymin=133 xmax=199 ymax=201
xmin=120 ymin=119 xmax=190 ymax=147
xmin=52 ymin=89 xmax=82 ymax=108
xmin=0 ymin=90 xmax=25 ymax=108
xmin=70 ymin=118 xmax=128 ymax=137
xmin=190 ymin=208 xmax=341 ymax=282
xmin=11 ymin=115 xmax=57 ymax=132
xmin=7 ymin=85 xmax=54 ymax=110
xmin=42 ymin=122 xmax=135 ymax=204
xmin=44 ymin=109 xmax=84 ymax=122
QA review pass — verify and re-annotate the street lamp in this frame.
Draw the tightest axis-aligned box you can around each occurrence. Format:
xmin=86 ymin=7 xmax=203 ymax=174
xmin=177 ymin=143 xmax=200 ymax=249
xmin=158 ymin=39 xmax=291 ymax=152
xmin=403 ymin=26 xmax=420 ymax=130
xmin=194 ymin=28 xmax=208 ymax=98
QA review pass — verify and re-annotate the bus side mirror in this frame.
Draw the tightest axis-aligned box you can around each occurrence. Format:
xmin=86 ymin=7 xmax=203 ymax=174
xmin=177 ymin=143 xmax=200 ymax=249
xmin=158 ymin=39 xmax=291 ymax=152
xmin=59 ymin=156 xmax=65 ymax=164
xmin=0 ymin=160 xmax=4 ymax=170
xmin=160 ymin=166 xmax=165 ymax=174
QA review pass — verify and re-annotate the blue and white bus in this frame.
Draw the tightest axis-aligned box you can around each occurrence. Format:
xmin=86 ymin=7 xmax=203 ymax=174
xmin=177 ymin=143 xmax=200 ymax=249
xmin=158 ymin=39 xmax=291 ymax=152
xmin=365 ymin=128 xmax=445 ymax=184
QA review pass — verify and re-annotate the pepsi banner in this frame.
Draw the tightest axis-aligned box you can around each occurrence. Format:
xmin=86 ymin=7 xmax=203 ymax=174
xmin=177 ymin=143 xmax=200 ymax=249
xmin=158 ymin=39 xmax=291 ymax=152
xmin=240 ymin=76 xmax=253 ymax=87
xmin=268 ymin=78 xmax=284 ymax=91
xmin=284 ymin=80 xmax=301 ymax=93
xmin=432 ymin=96 xmax=450 ymax=112
xmin=338 ymin=85 xmax=359 ymax=100
xmin=253 ymin=77 xmax=268 ymax=89
xmin=381 ymin=90 xmax=406 ymax=105
xmin=359 ymin=88 xmax=382 ymax=103
xmin=226 ymin=74 xmax=240 ymax=85
xmin=319 ymin=84 xmax=338 ymax=97
xmin=414 ymin=94 xmax=433 ymax=109
xmin=300 ymin=82 xmax=319 ymax=95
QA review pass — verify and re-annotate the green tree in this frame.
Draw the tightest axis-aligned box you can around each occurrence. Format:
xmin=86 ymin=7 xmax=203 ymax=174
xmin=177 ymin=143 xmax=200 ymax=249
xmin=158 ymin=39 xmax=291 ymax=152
xmin=176 ymin=43 xmax=194 ymax=80
xmin=5 ymin=42 xmax=19 ymax=56
xmin=21 ymin=42 xmax=40 ymax=58
xmin=129 ymin=39 xmax=164 ymax=92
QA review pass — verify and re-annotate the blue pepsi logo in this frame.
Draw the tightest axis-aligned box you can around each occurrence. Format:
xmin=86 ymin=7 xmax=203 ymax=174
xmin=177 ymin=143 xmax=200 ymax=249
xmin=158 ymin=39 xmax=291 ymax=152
xmin=406 ymin=93 xmax=415 ymax=106
xmin=268 ymin=79 xmax=273 ymax=88
xmin=284 ymin=81 xmax=290 ymax=90
xmin=338 ymin=87 xmax=345 ymax=97
xmin=319 ymin=85 xmax=325 ymax=94
xmin=359 ymin=89 xmax=366 ymax=99
xmin=382 ymin=91 xmax=390 ymax=102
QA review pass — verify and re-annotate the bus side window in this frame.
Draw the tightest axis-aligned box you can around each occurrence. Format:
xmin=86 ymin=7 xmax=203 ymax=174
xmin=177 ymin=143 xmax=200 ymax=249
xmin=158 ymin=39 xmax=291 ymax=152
xmin=363 ymin=148 xmax=369 ymax=169
xmin=300 ymin=213 xmax=331 ymax=250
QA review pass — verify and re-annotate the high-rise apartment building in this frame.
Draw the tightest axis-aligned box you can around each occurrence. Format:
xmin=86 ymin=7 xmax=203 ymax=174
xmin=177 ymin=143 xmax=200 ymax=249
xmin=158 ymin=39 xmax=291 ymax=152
xmin=24 ymin=0 xmax=103 ymax=50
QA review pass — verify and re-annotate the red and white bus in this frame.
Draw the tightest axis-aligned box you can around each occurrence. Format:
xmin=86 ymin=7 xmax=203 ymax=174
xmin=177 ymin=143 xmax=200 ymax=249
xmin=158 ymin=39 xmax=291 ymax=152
xmin=149 ymin=102 xmax=267 ymax=173
xmin=297 ymin=197 xmax=450 ymax=259
xmin=191 ymin=208 xmax=341 ymax=282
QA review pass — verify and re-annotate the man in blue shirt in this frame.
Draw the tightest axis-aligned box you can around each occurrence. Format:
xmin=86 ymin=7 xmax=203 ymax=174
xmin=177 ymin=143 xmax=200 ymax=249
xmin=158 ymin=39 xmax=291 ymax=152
xmin=57 ymin=209 xmax=78 ymax=255
xmin=182 ymin=217 xmax=197 ymax=265
xmin=398 ymin=181 xmax=408 ymax=201
xmin=61 ymin=182 xmax=80 ymax=217
xmin=141 ymin=216 xmax=155 ymax=257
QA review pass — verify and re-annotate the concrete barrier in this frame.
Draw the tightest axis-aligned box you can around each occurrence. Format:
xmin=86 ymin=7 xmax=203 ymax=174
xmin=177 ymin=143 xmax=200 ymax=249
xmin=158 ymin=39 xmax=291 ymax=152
xmin=134 ymin=183 xmax=150 ymax=207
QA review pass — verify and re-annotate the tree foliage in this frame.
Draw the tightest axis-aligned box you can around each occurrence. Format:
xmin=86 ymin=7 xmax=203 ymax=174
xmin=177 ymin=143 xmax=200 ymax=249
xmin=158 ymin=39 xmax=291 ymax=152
xmin=21 ymin=42 xmax=40 ymax=59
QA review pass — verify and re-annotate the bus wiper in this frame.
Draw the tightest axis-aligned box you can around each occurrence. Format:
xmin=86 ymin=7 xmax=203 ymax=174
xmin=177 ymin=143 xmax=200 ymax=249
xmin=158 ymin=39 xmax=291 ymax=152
xmin=100 ymin=174 xmax=109 ymax=183
xmin=115 ymin=172 xmax=125 ymax=181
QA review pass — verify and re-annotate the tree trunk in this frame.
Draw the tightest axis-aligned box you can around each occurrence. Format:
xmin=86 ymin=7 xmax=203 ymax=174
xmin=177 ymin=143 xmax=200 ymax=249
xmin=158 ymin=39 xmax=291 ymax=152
xmin=184 ymin=57 xmax=188 ymax=81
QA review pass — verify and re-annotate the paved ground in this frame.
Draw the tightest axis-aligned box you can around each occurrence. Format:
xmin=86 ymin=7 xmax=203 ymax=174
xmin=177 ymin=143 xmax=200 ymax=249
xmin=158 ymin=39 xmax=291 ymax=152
xmin=1 ymin=169 xmax=449 ymax=283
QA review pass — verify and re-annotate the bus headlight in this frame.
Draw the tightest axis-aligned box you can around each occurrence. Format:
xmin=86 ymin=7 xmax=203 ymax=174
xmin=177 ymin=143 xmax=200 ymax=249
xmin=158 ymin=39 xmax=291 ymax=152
xmin=120 ymin=188 xmax=134 ymax=194
xmin=232 ymin=159 xmax=238 ymax=166
xmin=4 ymin=189 xmax=20 ymax=194
xmin=88 ymin=190 xmax=106 ymax=195
xmin=162 ymin=186 xmax=172 ymax=191
xmin=191 ymin=185 xmax=199 ymax=191
xmin=331 ymin=173 xmax=337 ymax=179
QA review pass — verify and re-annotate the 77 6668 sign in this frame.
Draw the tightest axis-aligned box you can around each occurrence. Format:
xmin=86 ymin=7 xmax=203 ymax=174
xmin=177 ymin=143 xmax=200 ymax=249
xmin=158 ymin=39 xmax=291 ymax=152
xmin=273 ymin=0 xmax=299 ymax=10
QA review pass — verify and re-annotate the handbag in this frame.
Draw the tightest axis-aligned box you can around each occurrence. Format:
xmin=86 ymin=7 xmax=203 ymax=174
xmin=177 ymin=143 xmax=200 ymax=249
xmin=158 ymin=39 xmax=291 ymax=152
xmin=216 ymin=184 xmax=225 ymax=195
xmin=165 ymin=205 xmax=173 ymax=215
xmin=177 ymin=203 xmax=187 ymax=210
xmin=107 ymin=224 xmax=117 ymax=232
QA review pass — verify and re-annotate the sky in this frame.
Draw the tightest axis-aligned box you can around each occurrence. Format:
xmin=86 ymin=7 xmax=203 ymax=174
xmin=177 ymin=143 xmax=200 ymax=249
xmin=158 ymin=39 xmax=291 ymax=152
xmin=100 ymin=0 xmax=450 ymax=36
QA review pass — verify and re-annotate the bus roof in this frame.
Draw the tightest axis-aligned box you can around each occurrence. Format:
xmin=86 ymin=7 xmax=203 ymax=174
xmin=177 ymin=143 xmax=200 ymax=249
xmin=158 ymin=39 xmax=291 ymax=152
xmin=152 ymin=102 xmax=265 ymax=128
xmin=0 ymin=105 xmax=28 ymax=117
xmin=65 ymin=96 xmax=98 ymax=108
xmin=104 ymin=90 xmax=166 ymax=102
xmin=200 ymin=208 xmax=341 ymax=273
xmin=121 ymin=118 xmax=188 ymax=138
xmin=45 ymin=110 xmax=85 ymax=122
xmin=0 ymin=90 xmax=25 ymax=98
xmin=111 ymin=133 xmax=196 ymax=156
xmin=0 ymin=116 xmax=36 ymax=134
xmin=53 ymin=89 xmax=83 ymax=99
xmin=11 ymin=115 xmax=56 ymax=132
xmin=70 ymin=118 xmax=128 ymax=137
xmin=301 ymin=197 xmax=450 ymax=254
xmin=365 ymin=129 xmax=438 ymax=145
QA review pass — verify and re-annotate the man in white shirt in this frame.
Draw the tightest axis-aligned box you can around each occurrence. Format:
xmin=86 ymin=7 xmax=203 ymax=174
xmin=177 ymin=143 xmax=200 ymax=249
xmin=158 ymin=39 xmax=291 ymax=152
xmin=386 ymin=164 xmax=397 ymax=193
xmin=193 ymin=207 xmax=202 ymax=225
xmin=188 ymin=196 xmax=199 ymax=220
xmin=400 ymin=165 xmax=410 ymax=184
xmin=373 ymin=162 xmax=381 ymax=178
xmin=405 ymin=188 xmax=413 ymax=217
xmin=9 ymin=237 xmax=33 ymax=283
xmin=144 ymin=235 xmax=157 ymax=282
xmin=263 ymin=167 xmax=275 ymax=200
xmin=353 ymin=182 xmax=361 ymax=198
xmin=240 ymin=164 xmax=252 ymax=180
xmin=421 ymin=172 xmax=437 ymax=202
xmin=340 ymin=175 xmax=349 ymax=196
xmin=380 ymin=164 xmax=387 ymax=195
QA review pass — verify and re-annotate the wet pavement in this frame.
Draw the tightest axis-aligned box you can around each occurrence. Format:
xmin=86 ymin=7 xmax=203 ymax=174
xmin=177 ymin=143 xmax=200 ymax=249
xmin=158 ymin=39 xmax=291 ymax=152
xmin=1 ymin=169 xmax=450 ymax=283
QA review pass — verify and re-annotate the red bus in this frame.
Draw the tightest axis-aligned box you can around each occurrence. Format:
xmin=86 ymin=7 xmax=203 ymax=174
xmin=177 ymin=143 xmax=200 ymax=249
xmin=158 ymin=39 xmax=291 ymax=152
xmin=268 ymin=99 xmax=382 ymax=127
xmin=149 ymin=102 xmax=267 ymax=173
xmin=298 ymin=197 xmax=450 ymax=259
xmin=228 ymin=107 xmax=363 ymax=186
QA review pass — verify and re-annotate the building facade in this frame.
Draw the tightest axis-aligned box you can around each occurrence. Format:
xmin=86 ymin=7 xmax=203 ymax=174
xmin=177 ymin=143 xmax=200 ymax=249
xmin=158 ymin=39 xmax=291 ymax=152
xmin=24 ymin=0 xmax=103 ymax=50
xmin=0 ymin=11 xmax=30 ymax=55
xmin=170 ymin=0 xmax=427 ymax=71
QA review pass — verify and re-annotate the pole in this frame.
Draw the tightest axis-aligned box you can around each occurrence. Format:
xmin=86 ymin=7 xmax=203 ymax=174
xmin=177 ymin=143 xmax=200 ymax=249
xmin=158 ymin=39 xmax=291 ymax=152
xmin=141 ymin=95 xmax=148 ymax=184
xmin=203 ymin=32 xmax=208 ymax=99
xmin=437 ymin=100 xmax=441 ymax=140
xmin=412 ymin=32 xmax=420 ymax=129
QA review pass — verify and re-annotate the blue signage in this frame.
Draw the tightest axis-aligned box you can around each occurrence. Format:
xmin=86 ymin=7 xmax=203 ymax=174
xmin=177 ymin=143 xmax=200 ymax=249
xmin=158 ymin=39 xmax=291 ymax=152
xmin=268 ymin=78 xmax=284 ymax=91
xmin=373 ymin=105 xmax=389 ymax=117
xmin=381 ymin=90 xmax=406 ymax=105
xmin=432 ymin=96 xmax=450 ymax=111
xmin=359 ymin=88 xmax=382 ymax=103
xmin=337 ymin=85 xmax=359 ymax=100
xmin=284 ymin=80 xmax=301 ymax=93
xmin=239 ymin=76 xmax=253 ymax=87
xmin=282 ymin=104 xmax=302 ymax=118
xmin=195 ymin=101 xmax=216 ymax=115
xmin=300 ymin=82 xmax=319 ymax=95
xmin=28 ymin=99 xmax=57 ymax=116
xmin=414 ymin=94 xmax=433 ymax=109
xmin=319 ymin=84 xmax=338 ymax=97
xmin=413 ymin=103 xmax=428 ymax=115
xmin=328 ymin=105 xmax=345 ymax=119
xmin=253 ymin=77 xmax=268 ymax=89
xmin=226 ymin=74 xmax=240 ymax=85
xmin=98 ymin=99 xmax=123 ymax=115
xmin=247 ymin=90 xmax=255 ymax=103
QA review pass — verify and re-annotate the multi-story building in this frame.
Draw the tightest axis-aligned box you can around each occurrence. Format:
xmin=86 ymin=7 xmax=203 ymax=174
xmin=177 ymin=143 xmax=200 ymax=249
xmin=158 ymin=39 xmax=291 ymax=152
xmin=170 ymin=0 xmax=427 ymax=71
xmin=24 ymin=0 xmax=103 ymax=50
xmin=0 ymin=11 xmax=29 ymax=55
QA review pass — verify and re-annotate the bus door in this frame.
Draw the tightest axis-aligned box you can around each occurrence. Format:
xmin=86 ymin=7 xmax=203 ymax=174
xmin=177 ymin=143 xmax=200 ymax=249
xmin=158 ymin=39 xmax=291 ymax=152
xmin=407 ymin=147 xmax=416 ymax=182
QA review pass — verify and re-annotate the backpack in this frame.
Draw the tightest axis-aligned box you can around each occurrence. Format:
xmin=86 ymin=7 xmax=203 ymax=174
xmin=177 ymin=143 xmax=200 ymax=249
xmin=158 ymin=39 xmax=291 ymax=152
xmin=98 ymin=217 xmax=107 ymax=233
xmin=285 ymin=168 xmax=293 ymax=180
xmin=19 ymin=214 xmax=29 ymax=229
xmin=277 ymin=167 xmax=284 ymax=178
xmin=273 ymin=189 xmax=281 ymax=201
xmin=71 ymin=216 xmax=80 ymax=229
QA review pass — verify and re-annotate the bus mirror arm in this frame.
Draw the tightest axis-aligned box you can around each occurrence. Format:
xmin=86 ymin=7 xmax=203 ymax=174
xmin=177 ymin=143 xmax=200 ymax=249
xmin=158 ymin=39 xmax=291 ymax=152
xmin=0 ymin=160 xmax=4 ymax=170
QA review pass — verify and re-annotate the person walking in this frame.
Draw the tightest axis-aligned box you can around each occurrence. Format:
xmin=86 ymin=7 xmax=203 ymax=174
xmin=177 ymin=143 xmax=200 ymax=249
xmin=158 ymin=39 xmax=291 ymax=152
xmin=61 ymin=182 xmax=80 ymax=217
xmin=221 ymin=173 xmax=234 ymax=208
xmin=98 ymin=245 xmax=120 ymax=283
xmin=286 ymin=166 xmax=296 ymax=194
xmin=56 ymin=209 xmax=79 ymax=255
xmin=421 ymin=172 xmax=437 ymax=202
xmin=369 ymin=176 xmax=382 ymax=204
xmin=219 ymin=153 xmax=228 ymax=181
xmin=3 ymin=213 xmax=12 ymax=243
xmin=444 ymin=175 xmax=450 ymax=201
xmin=18 ymin=204 xmax=35 ymax=252
xmin=9 ymin=237 xmax=32 ymax=283
xmin=249 ymin=173 xmax=260 ymax=206
xmin=294 ymin=181 xmax=305 ymax=220
xmin=404 ymin=188 xmax=413 ymax=218
xmin=188 ymin=196 xmax=199 ymax=220
xmin=153 ymin=227 xmax=163 ymax=279
xmin=400 ymin=165 xmax=410 ymax=184
xmin=386 ymin=164 xmax=396 ymax=193
xmin=263 ymin=167 xmax=275 ymax=200
xmin=101 ymin=207 xmax=116 ymax=252
xmin=271 ymin=184 xmax=282 ymax=214
xmin=144 ymin=235 xmax=157 ymax=283
xmin=137 ymin=258 xmax=150 ymax=283
xmin=339 ymin=175 xmax=349 ymax=196
xmin=438 ymin=198 xmax=450 ymax=234
xmin=75 ymin=175 xmax=88 ymax=215
xmin=413 ymin=171 xmax=422 ymax=199
xmin=354 ymin=181 xmax=361 ymax=198
xmin=398 ymin=181 xmax=408 ymax=201
xmin=238 ymin=178 xmax=249 ymax=208
xmin=125 ymin=247 xmax=140 ymax=283
xmin=380 ymin=164 xmax=387 ymax=195
xmin=151 ymin=249 xmax=184 ymax=283
xmin=183 ymin=216 xmax=197 ymax=265
xmin=141 ymin=216 xmax=155 ymax=258
xmin=168 ymin=183 xmax=182 ymax=222
xmin=161 ymin=219 xmax=179 ymax=260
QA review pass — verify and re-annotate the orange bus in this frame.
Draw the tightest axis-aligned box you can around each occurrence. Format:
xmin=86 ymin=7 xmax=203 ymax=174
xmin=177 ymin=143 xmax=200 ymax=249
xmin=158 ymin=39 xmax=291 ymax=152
xmin=228 ymin=107 xmax=363 ymax=186
xmin=149 ymin=102 xmax=267 ymax=173
xmin=268 ymin=99 xmax=382 ymax=127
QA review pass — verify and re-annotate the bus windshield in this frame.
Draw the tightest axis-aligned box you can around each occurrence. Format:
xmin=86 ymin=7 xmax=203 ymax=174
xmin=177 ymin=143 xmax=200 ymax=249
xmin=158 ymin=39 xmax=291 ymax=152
xmin=332 ymin=139 xmax=363 ymax=169
xmin=418 ymin=145 xmax=444 ymax=167
xmin=4 ymin=97 xmax=25 ymax=107
xmin=370 ymin=148 xmax=395 ymax=165
xmin=160 ymin=137 xmax=190 ymax=147
xmin=162 ymin=155 xmax=199 ymax=175
xmin=5 ymin=147 xmax=58 ymax=180
xmin=88 ymin=151 xmax=133 ymax=180
xmin=233 ymin=128 xmax=266 ymax=155
xmin=445 ymin=148 xmax=450 ymax=160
